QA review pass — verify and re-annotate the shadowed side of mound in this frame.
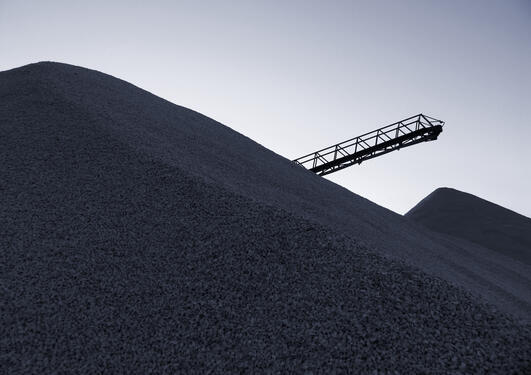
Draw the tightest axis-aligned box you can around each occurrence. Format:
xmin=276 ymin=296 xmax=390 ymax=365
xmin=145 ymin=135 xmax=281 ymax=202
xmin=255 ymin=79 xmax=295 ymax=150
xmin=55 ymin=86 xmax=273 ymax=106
xmin=406 ymin=187 xmax=531 ymax=266
xmin=2 ymin=61 xmax=530 ymax=323
xmin=3 ymin=61 xmax=529 ymax=323
xmin=1 ymin=62 xmax=531 ymax=372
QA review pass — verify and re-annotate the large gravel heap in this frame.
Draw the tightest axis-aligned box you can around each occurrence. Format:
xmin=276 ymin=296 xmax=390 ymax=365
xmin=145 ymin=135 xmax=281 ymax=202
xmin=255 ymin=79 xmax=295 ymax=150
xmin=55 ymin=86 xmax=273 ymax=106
xmin=1 ymin=62 xmax=530 ymax=373
xmin=406 ymin=187 xmax=531 ymax=266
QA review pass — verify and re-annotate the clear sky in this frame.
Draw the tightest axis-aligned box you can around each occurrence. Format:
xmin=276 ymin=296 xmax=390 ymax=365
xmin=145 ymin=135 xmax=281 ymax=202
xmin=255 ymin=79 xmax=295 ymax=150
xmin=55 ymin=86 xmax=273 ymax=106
xmin=1 ymin=0 xmax=530 ymax=217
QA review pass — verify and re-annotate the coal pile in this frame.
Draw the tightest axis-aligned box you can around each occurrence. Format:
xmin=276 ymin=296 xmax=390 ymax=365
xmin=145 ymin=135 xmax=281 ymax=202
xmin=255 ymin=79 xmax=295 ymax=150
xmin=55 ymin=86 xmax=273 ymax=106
xmin=1 ymin=62 xmax=530 ymax=373
xmin=406 ymin=187 xmax=531 ymax=265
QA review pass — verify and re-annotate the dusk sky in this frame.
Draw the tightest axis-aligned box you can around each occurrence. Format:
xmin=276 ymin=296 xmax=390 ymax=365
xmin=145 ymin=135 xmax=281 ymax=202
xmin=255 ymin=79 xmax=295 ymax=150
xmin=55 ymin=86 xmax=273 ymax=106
xmin=1 ymin=0 xmax=530 ymax=216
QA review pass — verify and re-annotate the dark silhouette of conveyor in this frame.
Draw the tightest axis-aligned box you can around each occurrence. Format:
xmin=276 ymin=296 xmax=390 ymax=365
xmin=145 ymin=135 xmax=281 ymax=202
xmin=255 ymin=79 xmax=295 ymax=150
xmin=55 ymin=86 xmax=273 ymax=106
xmin=294 ymin=114 xmax=444 ymax=176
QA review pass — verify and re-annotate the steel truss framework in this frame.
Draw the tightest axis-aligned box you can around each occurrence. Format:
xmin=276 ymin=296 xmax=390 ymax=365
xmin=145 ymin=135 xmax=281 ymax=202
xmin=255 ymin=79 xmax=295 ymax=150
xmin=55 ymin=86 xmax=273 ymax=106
xmin=294 ymin=114 xmax=444 ymax=176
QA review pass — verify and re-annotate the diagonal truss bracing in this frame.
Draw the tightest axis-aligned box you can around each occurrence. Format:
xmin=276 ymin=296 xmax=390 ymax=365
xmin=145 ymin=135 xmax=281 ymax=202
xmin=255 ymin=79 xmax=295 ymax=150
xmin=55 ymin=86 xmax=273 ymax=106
xmin=293 ymin=114 xmax=444 ymax=176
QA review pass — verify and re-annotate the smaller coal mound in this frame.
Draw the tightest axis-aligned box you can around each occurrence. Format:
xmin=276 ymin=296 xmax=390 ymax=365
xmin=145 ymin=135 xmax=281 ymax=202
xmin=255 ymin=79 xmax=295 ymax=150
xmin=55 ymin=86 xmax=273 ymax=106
xmin=406 ymin=187 xmax=531 ymax=265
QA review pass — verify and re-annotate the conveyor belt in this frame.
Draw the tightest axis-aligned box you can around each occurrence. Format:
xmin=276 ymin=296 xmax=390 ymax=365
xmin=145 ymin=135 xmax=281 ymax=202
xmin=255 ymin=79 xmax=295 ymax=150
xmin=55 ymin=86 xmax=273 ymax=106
xmin=293 ymin=114 xmax=444 ymax=176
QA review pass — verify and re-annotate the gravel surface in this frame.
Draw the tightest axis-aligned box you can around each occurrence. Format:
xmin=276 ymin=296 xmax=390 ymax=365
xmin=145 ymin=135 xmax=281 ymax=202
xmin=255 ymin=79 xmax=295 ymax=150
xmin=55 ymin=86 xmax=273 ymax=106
xmin=23 ymin=61 xmax=529 ymax=323
xmin=1 ymin=62 xmax=530 ymax=373
xmin=406 ymin=187 xmax=531 ymax=266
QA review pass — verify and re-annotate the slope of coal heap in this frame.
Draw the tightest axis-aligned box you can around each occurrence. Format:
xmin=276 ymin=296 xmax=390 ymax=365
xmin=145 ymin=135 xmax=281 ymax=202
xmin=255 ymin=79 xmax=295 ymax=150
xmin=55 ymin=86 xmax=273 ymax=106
xmin=1 ymin=62 xmax=530 ymax=373
xmin=406 ymin=187 xmax=531 ymax=265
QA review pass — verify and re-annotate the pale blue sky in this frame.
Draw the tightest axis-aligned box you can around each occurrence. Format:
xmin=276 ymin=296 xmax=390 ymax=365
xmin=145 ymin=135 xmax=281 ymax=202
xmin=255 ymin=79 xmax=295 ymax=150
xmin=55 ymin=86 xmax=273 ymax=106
xmin=1 ymin=0 xmax=530 ymax=216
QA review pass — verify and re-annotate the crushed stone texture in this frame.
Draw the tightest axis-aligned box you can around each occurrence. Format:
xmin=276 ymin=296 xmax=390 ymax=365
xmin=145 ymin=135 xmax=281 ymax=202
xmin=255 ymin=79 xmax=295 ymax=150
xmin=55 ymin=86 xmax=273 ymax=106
xmin=1 ymin=62 xmax=530 ymax=373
